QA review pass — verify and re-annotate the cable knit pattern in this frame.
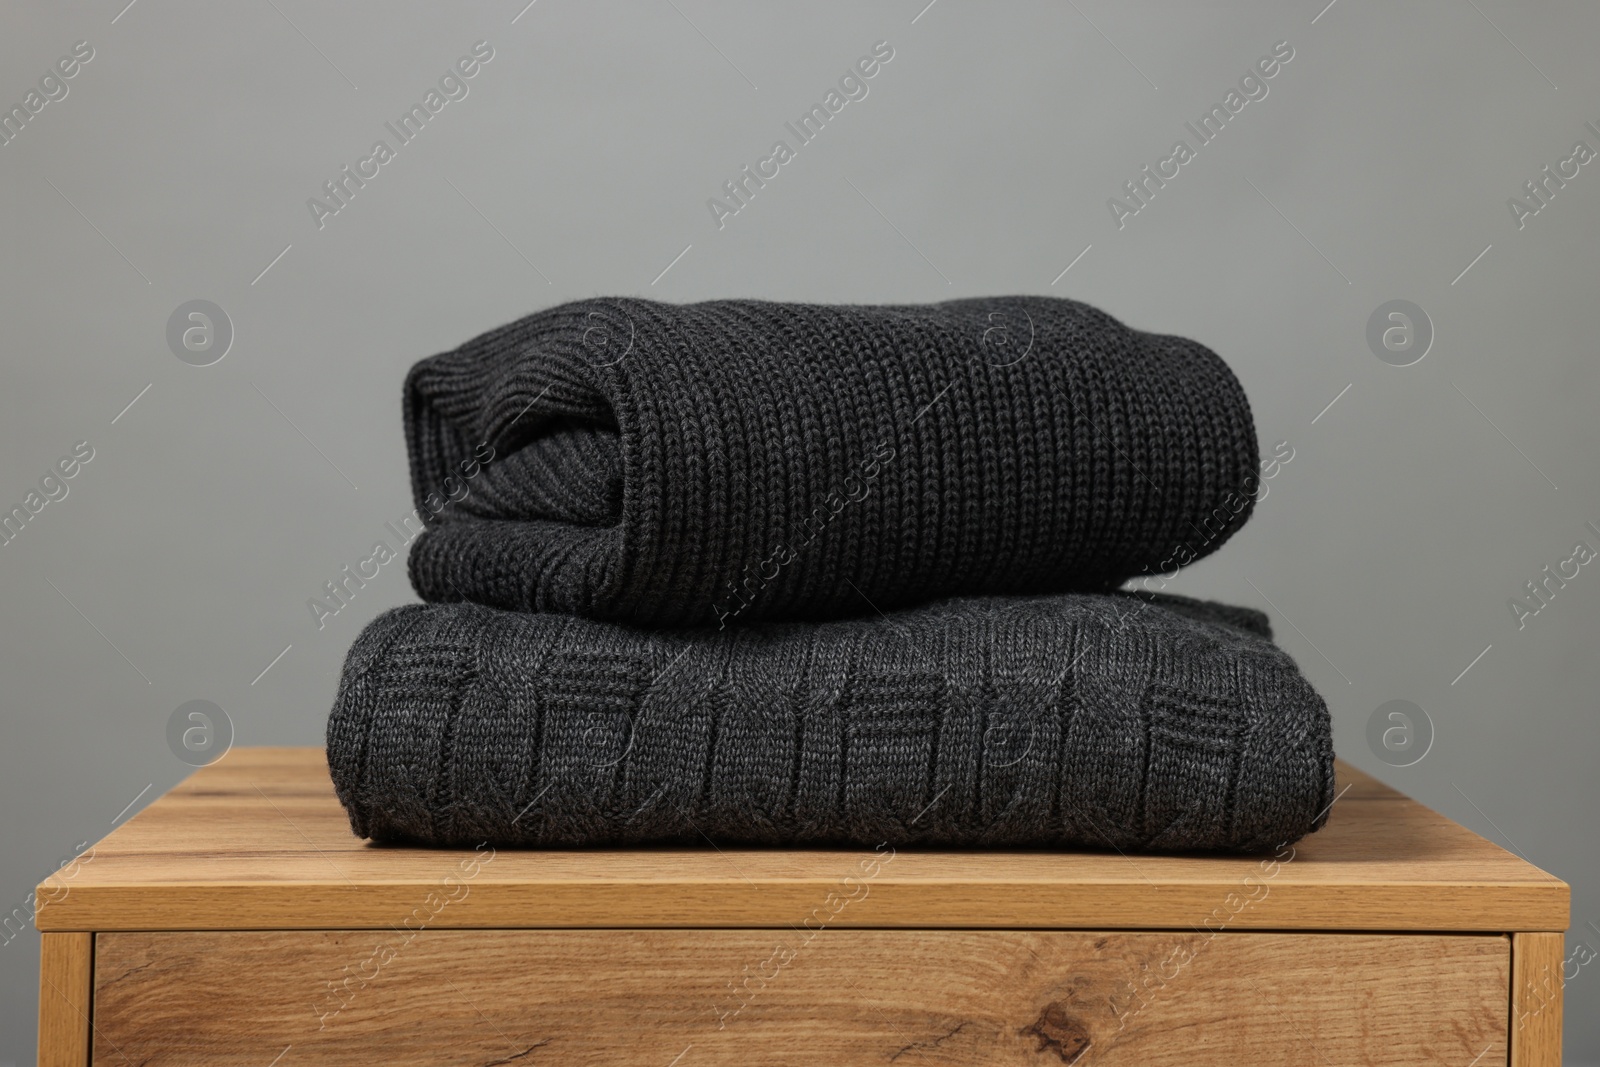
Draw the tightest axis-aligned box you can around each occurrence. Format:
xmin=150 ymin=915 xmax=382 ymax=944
xmin=404 ymin=296 xmax=1260 ymax=627
xmin=326 ymin=592 xmax=1334 ymax=851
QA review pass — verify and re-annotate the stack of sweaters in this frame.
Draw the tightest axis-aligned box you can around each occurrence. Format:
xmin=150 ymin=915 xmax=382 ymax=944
xmin=327 ymin=295 xmax=1335 ymax=853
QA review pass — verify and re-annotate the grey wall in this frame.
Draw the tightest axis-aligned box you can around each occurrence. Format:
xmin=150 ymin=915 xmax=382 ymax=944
xmin=3 ymin=0 xmax=1598 ymax=1061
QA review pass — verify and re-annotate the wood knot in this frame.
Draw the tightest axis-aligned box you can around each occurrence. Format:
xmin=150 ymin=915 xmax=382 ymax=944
xmin=1023 ymin=1001 xmax=1091 ymax=1064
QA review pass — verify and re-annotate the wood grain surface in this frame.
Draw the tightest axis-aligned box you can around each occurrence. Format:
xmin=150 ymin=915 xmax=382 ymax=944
xmin=93 ymin=928 xmax=1508 ymax=1066
xmin=34 ymin=748 xmax=1568 ymax=933
xmin=1511 ymin=931 xmax=1565 ymax=1067
xmin=38 ymin=932 xmax=92 ymax=1067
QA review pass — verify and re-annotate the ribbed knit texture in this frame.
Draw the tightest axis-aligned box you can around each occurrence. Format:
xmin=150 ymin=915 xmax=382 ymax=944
xmin=327 ymin=591 xmax=1334 ymax=852
xmin=404 ymin=296 xmax=1260 ymax=627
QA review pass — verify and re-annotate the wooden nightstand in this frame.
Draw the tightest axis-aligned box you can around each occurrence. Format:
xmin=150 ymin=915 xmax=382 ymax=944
xmin=36 ymin=747 xmax=1567 ymax=1065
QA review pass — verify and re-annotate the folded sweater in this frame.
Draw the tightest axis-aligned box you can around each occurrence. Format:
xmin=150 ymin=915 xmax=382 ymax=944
xmin=404 ymin=296 xmax=1260 ymax=627
xmin=326 ymin=591 xmax=1333 ymax=852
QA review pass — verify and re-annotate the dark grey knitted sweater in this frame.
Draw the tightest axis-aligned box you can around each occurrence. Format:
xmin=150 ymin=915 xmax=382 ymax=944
xmin=404 ymin=296 xmax=1260 ymax=627
xmin=327 ymin=591 xmax=1333 ymax=852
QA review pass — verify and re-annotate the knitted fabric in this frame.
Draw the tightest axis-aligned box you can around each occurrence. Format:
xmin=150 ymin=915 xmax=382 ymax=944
xmin=326 ymin=591 xmax=1334 ymax=852
xmin=403 ymin=296 xmax=1260 ymax=627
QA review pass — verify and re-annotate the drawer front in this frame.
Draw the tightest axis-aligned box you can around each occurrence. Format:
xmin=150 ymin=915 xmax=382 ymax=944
xmin=93 ymin=929 xmax=1507 ymax=1065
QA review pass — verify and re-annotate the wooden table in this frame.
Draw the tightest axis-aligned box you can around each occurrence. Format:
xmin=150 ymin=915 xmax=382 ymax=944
xmin=36 ymin=747 xmax=1567 ymax=1066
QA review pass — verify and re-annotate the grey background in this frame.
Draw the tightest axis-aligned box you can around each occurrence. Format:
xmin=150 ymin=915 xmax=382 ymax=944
xmin=3 ymin=0 xmax=1597 ymax=1061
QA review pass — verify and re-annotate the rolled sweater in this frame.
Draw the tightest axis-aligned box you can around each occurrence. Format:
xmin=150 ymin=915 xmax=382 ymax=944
xmin=404 ymin=296 xmax=1260 ymax=627
xmin=326 ymin=591 xmax=1334 ymax=852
